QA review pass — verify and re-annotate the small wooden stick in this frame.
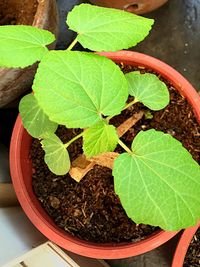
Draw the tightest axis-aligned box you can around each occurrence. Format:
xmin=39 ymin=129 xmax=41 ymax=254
xmin=69 ymin=111 xmax=144 ymax=181
xmin=117 ymin=111 xmax=144 ymax=137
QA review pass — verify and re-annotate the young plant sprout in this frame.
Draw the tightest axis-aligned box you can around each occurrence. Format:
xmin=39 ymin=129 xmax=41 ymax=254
xmin=0 ymin=4 xmax=200 ymax=232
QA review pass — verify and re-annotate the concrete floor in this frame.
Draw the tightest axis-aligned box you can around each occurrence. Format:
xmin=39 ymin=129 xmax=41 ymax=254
xmin=107 ymin=234 xmax=181 ymax=267
xmin=0 ymin=0 xmax=200 ymax=266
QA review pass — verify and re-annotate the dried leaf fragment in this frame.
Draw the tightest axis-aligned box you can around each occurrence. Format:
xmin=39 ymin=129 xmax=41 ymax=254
xmin=69 ymin=155 xmax=95 ymax=182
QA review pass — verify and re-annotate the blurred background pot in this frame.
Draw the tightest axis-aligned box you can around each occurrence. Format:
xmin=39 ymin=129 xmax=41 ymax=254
xmin=171 ymin=222 xmax=200 ymax=267
xmin=88 ymin=0 xmax=168 ymax=14
xmin=0 ymin=0 xmax=58 ymax=108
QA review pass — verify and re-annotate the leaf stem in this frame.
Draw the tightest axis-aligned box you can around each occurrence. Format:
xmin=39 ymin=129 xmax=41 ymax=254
xmin=66 ymin=37 xmax=78 ymax=51
xmin=123 ymin=98 xmax=138 ymax=111
xmin=64 ymin=131 xmax=84 ymax=148
xmin=118 ymin=139 xmax=132 ymax=154
xmin=106 ymin=98 xmax=138 ymax=122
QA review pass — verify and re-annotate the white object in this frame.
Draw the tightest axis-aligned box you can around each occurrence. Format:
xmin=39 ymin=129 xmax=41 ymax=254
xmin=3 ymin=242 xmax=80 ymax=267
xmin=2 ymin=242 xmax=110 ymax=267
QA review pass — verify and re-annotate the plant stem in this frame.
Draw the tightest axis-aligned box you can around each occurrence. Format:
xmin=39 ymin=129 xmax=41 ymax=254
xmin=66 ymin=37 xmax=78 ymax=51
xmin=106 ymin=98 xmax=138 ymax=122
xmin=118 ymin=139 xmax=132 ymax=154
xmin=64 ymin=131 xmax=84 ymax=148
xmin=123 ymin=98 xmax=138 ymax=111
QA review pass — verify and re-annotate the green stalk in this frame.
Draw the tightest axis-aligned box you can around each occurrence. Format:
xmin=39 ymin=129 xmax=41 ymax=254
xmin=123 ymin=98 xmax=138 ymax=111
xmin=64 ymin=131 xmax=84 ymax=148
xmin=106 ymin=98 xmax=138 ymax=122
xmin=118 ymin=139 xmax=132 ymax=154
xmin=66 ymin=37 xmax=78 ymax=51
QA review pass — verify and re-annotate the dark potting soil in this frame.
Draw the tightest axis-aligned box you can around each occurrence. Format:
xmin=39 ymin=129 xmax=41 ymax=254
xmin=184 ymin=228 xmax=200 ymax=267
xmin=31 ymin=66 xmax=200 ymax=243
xmin=0 ymin=0 xmax=37 ymax=25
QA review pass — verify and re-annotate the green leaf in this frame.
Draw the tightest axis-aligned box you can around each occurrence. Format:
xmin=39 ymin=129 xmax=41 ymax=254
xmin=125 ymin=72 xmax=170 ymax=110
xmin=67 ymin=4 xmax=154 ymax=51
xmin=113 ymin=129 xmax=200 ymax=230
xmin=0 ymin=25 xmax=55 ymax=68
xmin=33 ymin=51 xmax=128 ymax=128
xmin=19 ymin=94 xmax=57 ymax=138
xmin=41 ymin=133 xmax=70 ymax=175
xmin=83 ymin=121 xmax=118 ymax=158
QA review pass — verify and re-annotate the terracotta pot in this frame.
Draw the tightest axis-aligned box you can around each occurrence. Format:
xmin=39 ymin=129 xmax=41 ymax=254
xmin=88 ymin=0 xmax=168 ymax=14
xmin=10 ymin=51 xmax=200 ymax=259
xmin=0 ymin=0 xmax=58 ymax=108
xmin=171 ymin=222 xmax=200 ymax=267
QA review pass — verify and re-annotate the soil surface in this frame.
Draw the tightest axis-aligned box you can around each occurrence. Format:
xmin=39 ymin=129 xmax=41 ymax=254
xmin=184 ymin=228 xmax=200 ymax=267
xmin=31 ymin=66 xmax=200 ymax=243
xmin=0 ymin=0 xmax=37 ymax=25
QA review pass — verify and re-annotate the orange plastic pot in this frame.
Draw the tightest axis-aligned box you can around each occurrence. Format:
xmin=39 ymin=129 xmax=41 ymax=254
xmin=172 ymin=222 xmax=200 ymax=267
xmin=10 ymin=51 xmax=200 ymax=259
xmin=88 ymin=0 xmax=168 ymax=14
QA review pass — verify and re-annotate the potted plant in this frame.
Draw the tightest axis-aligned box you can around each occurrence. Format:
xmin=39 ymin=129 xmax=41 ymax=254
xmin=172 ymin=222 xmax=200 ymax=267
xmin=0 ymin=0 xmax=58 ymax=107
xmin=1 ymin=3 xmax=200 ymax=259
xmin=87 ymin=0 xmax=168 ymax=14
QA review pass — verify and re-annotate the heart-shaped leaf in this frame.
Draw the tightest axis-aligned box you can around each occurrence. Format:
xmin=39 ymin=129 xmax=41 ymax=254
xmin=41 ymin=133 xmax=70 ymax=175
xmin=67 ymin=4 xmax=154 ymax=51
xmin=19 ymin=94 xmax=57 ymax=138
xmin=0 ymin=25 xmax=55 ymax=68
xmin=83 ymin=121 xmax=119 ymax=158
xmin=125 ymin=72 xmax=169 ymax=110
xmin=33 ymin=51 xmax=128 ymax=128
xmin=113 ymin=129 xmax=200 ymax=230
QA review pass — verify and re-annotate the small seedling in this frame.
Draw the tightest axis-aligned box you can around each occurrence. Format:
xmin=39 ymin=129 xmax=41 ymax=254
xmin=0 ymin=4 xmax=200 ymax=231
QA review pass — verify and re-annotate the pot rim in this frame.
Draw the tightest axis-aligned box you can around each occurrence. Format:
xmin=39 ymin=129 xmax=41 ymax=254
xmin=171 ymin=222 xmax=200 ymax=267
xmin=10 ymin=51 xmax=200 ymax=259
